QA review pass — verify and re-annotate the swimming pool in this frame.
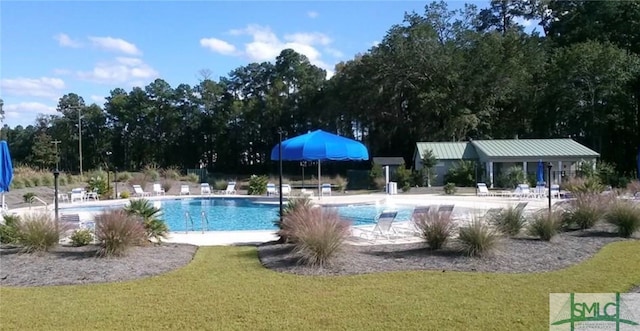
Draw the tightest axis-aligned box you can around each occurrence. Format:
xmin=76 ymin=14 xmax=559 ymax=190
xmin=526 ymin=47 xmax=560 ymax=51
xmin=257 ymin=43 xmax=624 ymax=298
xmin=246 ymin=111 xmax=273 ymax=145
xmin=59 ymin=197 xmax=415 ymax=231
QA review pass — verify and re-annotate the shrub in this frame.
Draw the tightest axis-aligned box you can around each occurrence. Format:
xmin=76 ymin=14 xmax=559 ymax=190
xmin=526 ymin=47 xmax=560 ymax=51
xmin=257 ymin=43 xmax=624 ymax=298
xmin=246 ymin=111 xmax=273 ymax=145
xmin=95 ymin=210 xmax=146 ymax=257
xmin=562 ymin=193 xmax=610 ymax=230
xmin=40 ymin=174 xmax=54 ymax=186
xmin=334 ymin=175 xmax=348 ymax=193
xmin=499 ymin=165 xmax=526 ymax=189
xmin=247 ymin=175 xmax=268 ymax=195
xmin=413 ymin=210 xmax=455 ymax=250
xmin=527 ymin=211 xmax=562 ymax=241
xmin=128 ymin=174 xmax=147 ymax=187
xmin=143 ymin=164 xmax=160 ymax=181
xmin=87 ymin=176 xmax=109 ymax=195
xmin=457 ymin=219 xmax=499 ymax=257
xmin=374 ymin=177 xmax=386 ymax=191
xmin=0 ymin=214 xmax=21 ymax=244
xmin=186 ymin=173 xmax=200 ymax=183
xmin=70 ymin=229 xmax=93 ymax=247
xmin=120 ymin=191 xmax=131 ymax=199
xmin=22 ymin=177 xmax=33 ymax=188
xmin=124 ymin=199 xmax=169 ymax=243
xmin=275 ymin=197 xmax=313 ymax=242
xmin=10 ymin=177 xmax=24 ymax=189
xmin=491 ymin=206 xmax=526 ymax=236
xmin=444 ymin=160 xmax=476 ymax=187
xmin=604 ymin=201 xmax=640 ymax=238
xmin=23 ymin=192 xmax=36 ymax=205
xmin=58 ymin=175 xmax=67 ymax=186
xmin=280 ymin=207 xmax=350 ymax=267
xmin=627 ymin=180 xmax=640 ymax=196
xmin=162 ymin=166 xmax=181 ymax=180
xmin=369 ymin=163 xmax=384 ymax=190
xmin=31 ymin=176 xmax=41 ymax=187
xmin=214 ymin=179 xmax=228 ymax=190
xmin=161 ymin=180 xmax=172 ymax=194
xmin=394 ymin=163 xmax=412 ymax=192
xmin=17 ymin=213 xmax=66 ymax=253
xmin=562 ymin=176 xmax=604 ymax=194
xmin=116 ymin=171 xmax=133 ymax=182
xmin=443 ymin=183 xmax=457 ymax=195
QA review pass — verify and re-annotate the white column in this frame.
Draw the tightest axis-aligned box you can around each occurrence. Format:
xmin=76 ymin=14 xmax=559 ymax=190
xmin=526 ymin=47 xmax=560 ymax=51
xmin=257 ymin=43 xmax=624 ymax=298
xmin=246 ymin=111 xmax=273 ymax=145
xmin=384 ymin=166 xmax=390 ymax=194
xmin=488 ymin=162 xmax=494 ymax=188
xmin=523 ymin=161 xmax=527 ymax=175
xmin=558 ymin=161 xmax=563 ymax=183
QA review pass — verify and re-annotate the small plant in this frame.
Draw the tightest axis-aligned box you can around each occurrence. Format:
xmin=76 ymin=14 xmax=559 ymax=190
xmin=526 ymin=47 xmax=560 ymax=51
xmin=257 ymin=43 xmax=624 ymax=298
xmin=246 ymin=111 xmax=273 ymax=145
xmin=95 ymin=210 xmax=146 ymax=257
xmin=23 ymin=192 xmax=36 ymax=206
xmin=394 ymin=163 xmax=412 ymax=192
xmin=491 ymin=206 xmax=525 ymax=236
xmin=443 ymin=160 xmax=475 ymax=187
xmin=186 ymin=173 xmax=200 ymax=183
xmin=369 ymin=163 xmax=384 ymax=190
xmin=161 ymin=180 xmax=172 ymax=194
xmin=457 ymin=219 xmax=499 ymax=257
xmin=0 ymin=214 xmax=21 ymax=244
xmin=334 ymin=174 xmax=348 ymax=193
xmin=562 ymin=193 xmax=610 ymax=230
xmin=214 ymin=179 xmax=228 ymax=190
xmin=128 ymin=174 xmax=147 ymax=187
xmin=17 ymin=213 xmax=67 ymax=253
xmin=414 ymin=210 xmax=455 ymax=250
xmin=527 ymin=211 xmax=562 ymax=241
xmin=143 ymin=164 xmax=160 ymax=181
xmin=116 ymin=171 xmax=133 ymax=182
xmin=562 ymin=176 xmax=604 ymax=194
xmin=443 ymin=183 xmax=457 ymax=195
xmin=87 ymin=176 xmax=109 ymax=196
xmin=162 ymin=166 xmax=181 ymax=180
xmin=120 ymin=191 xmax=131 ymax=199
xmin=70 ymin=229 xmax=93 ymax=247
xmin=247 ymin=175 xmax=268 ymax=195
xmin=604 ymin=201 xmax=640 ymax=238
xmin=124 ymin=199 xmax=169 ymax=244
xmin=498 ymin=165 xmax=525 ymax=189
xmin=275 ymin=197 xmax=313 ymax=243
xmin=280 ymin=207 xmax=350 ymax=267
xmin=627 ymin=180 xmax=640 ymax=196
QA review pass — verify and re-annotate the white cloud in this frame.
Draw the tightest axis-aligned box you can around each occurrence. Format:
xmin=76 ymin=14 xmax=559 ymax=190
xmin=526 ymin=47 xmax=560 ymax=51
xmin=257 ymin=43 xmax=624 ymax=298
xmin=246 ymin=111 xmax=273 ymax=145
xmin=325 ymin=47 xmax=344 ymax=58
xmin=515 ymin=17 xmax=534 ymax=27
xmin=88 ymin=36 xmax=142 ymax=55
xmin=52 ymin=68 xmax=72 ymax=75
xmin=371 ymin=40 xmax=380 ymax=47
xmin=90 ymin=95 xmax=107 ymax=104
xmin=54 ymin=33 xmax=82 ymax=48
xmin=0 ymin=77 xmax=65 ymax=98
xmin=3 ymin=102 xmax=57 ymax=121
xmin=220 ymin=25 xmax=340 ymax=77
xmin=76 ymin=57 xmax=158 ymax=85
xmin=307 ymin=11 xmax=319 ymax=19
xmin=200 ymin=38 xmax=237 ymax=55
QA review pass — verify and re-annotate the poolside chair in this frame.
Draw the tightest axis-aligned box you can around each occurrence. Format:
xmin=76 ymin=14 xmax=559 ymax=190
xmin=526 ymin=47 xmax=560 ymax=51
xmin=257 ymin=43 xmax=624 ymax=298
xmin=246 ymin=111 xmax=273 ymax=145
xmin=300 ymin=188 xmax=314 ymax=197
xmin=321 ymin=183 xmax=332 ymax=197
xmin=266 ymin=183 xmax=277 ymax=196
xmin=132 ymin=185 xmax=150 ymax=197
xmin=360 ymin=210 xmax=399 ymax=241
xmin=477 ymin=183 xmax=492 ymax=196
xmin=550 ymin=184 xmax=560 ymax=199
xmin=438 ymin=205 xmax=455 ymax=215
xmin=54 ymin=190 xmax=69 ymax=203
xmin=510 ymin=184 xmax=531 ymax=198
xmin=514 ymin=202 xmax=528 ymax=213
xmin=180 ymin=184 xmax=190 ymax=195
xmin=281 ymin=184 xmax=291 ymax=196
xmin=153 ymin=183 xmax=165 ymax=196
xmin=200 ymin=183 xmax=212 ymax=195
xmin=222 ymin=181 xmax=237 ymax=195
xmin=396 ymin=206 xmax=432 ymax=235
xmin=70 ymin=188 xmax=85 ymax=203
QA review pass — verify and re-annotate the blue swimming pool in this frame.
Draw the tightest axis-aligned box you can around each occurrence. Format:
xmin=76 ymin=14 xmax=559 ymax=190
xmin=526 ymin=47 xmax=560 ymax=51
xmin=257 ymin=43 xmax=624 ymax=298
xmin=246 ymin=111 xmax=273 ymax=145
xmin=59 ymin=197 xmax=415 ymax=231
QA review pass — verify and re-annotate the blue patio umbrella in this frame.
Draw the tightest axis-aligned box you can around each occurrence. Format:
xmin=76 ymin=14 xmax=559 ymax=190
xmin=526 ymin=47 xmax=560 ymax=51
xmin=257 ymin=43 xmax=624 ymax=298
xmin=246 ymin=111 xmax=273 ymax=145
xmin=0 ymin=141 xmax=14 ymax=210
xmin=271 ymin=129 xmax=369 ymax=195
xmin=536 ymin=160 xmax=545 ymax=185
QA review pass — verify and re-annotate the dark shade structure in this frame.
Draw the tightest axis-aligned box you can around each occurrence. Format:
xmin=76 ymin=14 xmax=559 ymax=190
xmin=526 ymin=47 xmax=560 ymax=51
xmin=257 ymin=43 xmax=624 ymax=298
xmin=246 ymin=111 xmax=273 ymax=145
xmin=0 ymin=141 xmax=14 ymax=210
xmin=270 ymin=129 xmax=369 ymax=195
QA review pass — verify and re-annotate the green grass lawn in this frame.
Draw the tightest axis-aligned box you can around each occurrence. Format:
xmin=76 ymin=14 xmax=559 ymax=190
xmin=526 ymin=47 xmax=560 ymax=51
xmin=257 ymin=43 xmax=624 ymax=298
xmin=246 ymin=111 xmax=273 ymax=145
xmin=1 ymin=241 xmax=639 ymax=330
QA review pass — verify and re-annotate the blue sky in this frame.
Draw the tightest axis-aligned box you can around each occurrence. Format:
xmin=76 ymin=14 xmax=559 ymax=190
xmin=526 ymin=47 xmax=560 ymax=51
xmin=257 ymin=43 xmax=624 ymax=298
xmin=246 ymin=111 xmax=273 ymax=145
xmin=1 ymin=1 xmax=497 ymax=128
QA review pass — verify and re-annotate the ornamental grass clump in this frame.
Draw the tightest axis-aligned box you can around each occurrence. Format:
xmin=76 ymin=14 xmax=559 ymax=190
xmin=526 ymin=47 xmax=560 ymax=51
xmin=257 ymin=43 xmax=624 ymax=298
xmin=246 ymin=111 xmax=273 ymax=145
xmin=604 ymin=201 xmax=640 ymax=238
xmin=457 ymin=219 xmax=499 ymax=257
xmin=95 ymin=210 xmax=146 ymax=257
xmin=527 ymin=211 xmax=563 ymax=241
xmin=413 ymin=210 xmax=455 ymax=250
xmin=491 ymin=206 xmax=526 ymax=236
xmin=562 ymin=193 xmax=611 ymax=230
xmin=275 ymin=197 xmax=313 ymax=243
xmin=280 ymin=207 xmax=350 ymax=267
xmin=17 ymin=213 xmax=68 ymax=253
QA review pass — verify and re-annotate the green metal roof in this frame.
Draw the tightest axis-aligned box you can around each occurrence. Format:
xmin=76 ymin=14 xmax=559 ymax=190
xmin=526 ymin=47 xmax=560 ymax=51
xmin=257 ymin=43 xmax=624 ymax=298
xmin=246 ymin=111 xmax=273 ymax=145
xmin=470 ymin=139 xmax=600 ymax=159
xmin=415 ymin=142 xmax=478 ymax=160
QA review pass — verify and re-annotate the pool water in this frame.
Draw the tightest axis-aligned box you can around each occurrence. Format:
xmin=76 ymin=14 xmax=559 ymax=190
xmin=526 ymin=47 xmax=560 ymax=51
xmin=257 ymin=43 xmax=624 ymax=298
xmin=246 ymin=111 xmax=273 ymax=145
xmin=60 ymin=197 xmax=415 ymax=231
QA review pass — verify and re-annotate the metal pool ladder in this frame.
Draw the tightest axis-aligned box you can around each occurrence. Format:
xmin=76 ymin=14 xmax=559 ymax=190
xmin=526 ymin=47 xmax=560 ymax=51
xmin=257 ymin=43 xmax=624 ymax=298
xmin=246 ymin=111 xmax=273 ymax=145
xmin=184 ymin=212 xmax=194 ymax=233
xmin=200 ymin=211 xmax=209 ymax=233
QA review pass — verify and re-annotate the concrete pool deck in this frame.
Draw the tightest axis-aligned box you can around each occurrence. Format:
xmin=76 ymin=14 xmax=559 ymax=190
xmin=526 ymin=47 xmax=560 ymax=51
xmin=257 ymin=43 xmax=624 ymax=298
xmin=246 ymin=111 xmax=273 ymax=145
xmin=8 ymin=193 xmax=553 ymax=246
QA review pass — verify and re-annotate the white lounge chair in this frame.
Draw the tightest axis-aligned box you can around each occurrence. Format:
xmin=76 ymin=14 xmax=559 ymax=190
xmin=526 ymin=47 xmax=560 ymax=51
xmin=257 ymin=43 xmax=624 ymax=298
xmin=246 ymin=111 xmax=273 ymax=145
xmin=224 ymin=181 xmax=237 ymax=195
xmin=180 ymin=184 xmax=190 ymax=195
xmin=396 ymin=206 xmax=432 ymax=235
xmin=477 ymin=183 xmax=493 ymax=196
xmin=132 ymin=185 xmax=150 ymax=197
xmin=281 ymin=184 xmax=291 ymax=196
xmin=266 ymin=183 xmax=277 ymax=196
xmin=153 ymin=183 xmax=165 ymax=196
xmin=200 ymin=183 xmax=212 ymax=195
xmin=321 ymin=183 xmax=332 ymax=196
xmin=70 ymin=188 xmax=85 ymax=203
xmin=360 ymin=210 xmax=399 ymax=241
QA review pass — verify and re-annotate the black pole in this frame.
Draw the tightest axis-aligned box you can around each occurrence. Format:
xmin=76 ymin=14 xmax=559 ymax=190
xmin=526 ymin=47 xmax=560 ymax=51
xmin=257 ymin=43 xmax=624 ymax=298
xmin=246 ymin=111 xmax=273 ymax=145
xmin=278 ymin=129 xmax=283 ymax=225
xmin=475 ymin=162 xmax=478 ymax=195
xmin=53 ymin=170 xmax=60 ymax=232
xmin=547 ymin=163 xmax=553 ymax=211
xmin=114 ymin=167 xmax=118 ymax=199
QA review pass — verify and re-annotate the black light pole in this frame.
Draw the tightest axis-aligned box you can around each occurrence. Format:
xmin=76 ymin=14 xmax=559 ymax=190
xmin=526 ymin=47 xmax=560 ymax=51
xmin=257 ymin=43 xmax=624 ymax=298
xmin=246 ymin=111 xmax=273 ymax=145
xmin=474 ymin=162 xmax=478 ymax=195
xmin=105 ymin=151 xmax=112 ymax=195
xmin=53 ymin=170 xmax=60 ymax=231
xmin=547 ymin=163 xmax=553 ymax=211
xmin=278 ymin=128 xmax=283 ymax=225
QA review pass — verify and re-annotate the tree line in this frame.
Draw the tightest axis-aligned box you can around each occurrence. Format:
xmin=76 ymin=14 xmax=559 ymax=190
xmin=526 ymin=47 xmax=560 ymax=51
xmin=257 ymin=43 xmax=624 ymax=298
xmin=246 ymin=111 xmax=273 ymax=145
xmin=2 ymin=0 xmax=639 ymax=177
